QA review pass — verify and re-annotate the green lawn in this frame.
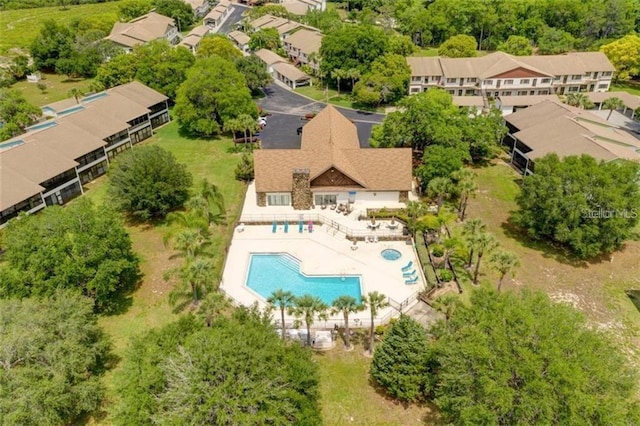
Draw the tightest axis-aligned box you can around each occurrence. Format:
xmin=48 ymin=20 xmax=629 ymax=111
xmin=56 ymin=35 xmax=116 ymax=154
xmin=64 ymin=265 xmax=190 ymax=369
xmin=78 ymin=121 xmax=247 ymax=420
xmin=12 ymin=72 xmax=93 ymax=106
xmin=611 ymin=82 xmax=640 ymax=96
xmin=0 ymin=2 xmax=122 ymax=54
xmin=315 ymin=344 xmax=439 ymax=425
xmin=294 ymin=85 xmax=385 ymax=113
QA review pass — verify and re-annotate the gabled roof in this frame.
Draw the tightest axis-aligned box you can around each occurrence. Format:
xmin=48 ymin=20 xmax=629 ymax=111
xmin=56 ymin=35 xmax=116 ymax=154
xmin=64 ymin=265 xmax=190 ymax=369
xmin=254 ymin=49 xmax=286 ymax=66
xmin=188 ymin=25 xmax=210 ymax=38
xmin=587 ymin=91 xmax=640 ymax=111
xmin=498 ymin=94 xmax=559 ymax=107
xmin=272 ymin=62 xmax=310 ymax=82
xmin=107 ymin=12 xmax=175 ymax=48
xmin=406 ymin=57 xmax=442 ymax=77
xmin=284 ymin=29 xmax=323 ymax=55
xmin=228 ymin=30 xmax=250 ymax=45
xmin=1 ymin=142 xmax=78 ymax=187
xmin=254 ymin=106 xmax=412 ymax=192
xmin=180 ymin=34 xmax=202 ymax=48
xmin=0 ymin=164 xmax=44 ymax=211
xmin=506 ymin=100 xmax=640 ymax=162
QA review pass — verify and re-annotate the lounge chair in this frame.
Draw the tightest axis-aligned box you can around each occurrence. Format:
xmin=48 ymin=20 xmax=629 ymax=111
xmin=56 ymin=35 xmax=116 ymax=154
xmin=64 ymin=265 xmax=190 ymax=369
xmin=405 ymin=276 xmax=419 ymax=285
xmin=402 ymin=269 xmax=416 ymax=277
xmin=401 ymin=261 xmax=413 ymax=271
xmin=373 ymin=235 xmax=379 ymax=243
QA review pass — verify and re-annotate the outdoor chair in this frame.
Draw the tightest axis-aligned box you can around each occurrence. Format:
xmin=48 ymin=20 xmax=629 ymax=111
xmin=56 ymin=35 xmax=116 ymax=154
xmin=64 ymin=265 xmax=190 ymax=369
xmin=401 ymin=261 xmax=413 ymax=271
xmin=402 ymin=269 xmax=416 ymax=278
xmin=405 ymin=276 xmax=419 ymax=285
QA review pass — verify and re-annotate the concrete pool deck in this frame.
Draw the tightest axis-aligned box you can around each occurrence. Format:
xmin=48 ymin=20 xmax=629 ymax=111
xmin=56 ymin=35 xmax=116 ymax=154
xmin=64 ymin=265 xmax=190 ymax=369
xmin=220 ymin=224 xmax=423 ymax=327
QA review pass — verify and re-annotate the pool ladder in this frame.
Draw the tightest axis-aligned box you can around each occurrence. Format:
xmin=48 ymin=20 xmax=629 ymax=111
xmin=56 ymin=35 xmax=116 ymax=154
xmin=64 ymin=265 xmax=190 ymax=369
xmin=275 ymin=253 xmax=300 ymax=272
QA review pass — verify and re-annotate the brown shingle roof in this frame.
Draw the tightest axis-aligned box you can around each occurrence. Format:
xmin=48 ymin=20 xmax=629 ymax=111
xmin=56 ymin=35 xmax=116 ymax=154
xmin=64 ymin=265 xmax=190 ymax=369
xmin=254 ymin=106 xmax=412 ymax=192
xmin=506 ymin=100 xmax=640 ymax=162
xmin=228 ymin=30 xmax=250 ymax=45
xmin=587 ymin=91 xmax=640 ymax=111
xmin=254 ymin=49 xmax=286 ymax=66
xmin=0 ymin=164 xmax=44 ymax=211
xmin=284 ymin=29 xmax=323 ymax=56
xmin=107 ymin=12 xmax=175 ymax=48
xmin=272 ymin=62 xmax=310 ymax=82
xmin=498 ymin=94 xmax=559 ymax=107
xmin=406 ymin=57 xmax=442 ymax=76
xmin=22 ymin=122 xmax=106 ymax=160
xmin=1 ymin=142 xmax=78 ymax=186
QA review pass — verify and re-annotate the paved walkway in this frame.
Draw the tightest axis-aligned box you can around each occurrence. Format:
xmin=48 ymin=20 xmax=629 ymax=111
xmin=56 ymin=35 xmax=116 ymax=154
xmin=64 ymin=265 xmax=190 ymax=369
xmin=214 ymin=4 xmax=248 ymax=35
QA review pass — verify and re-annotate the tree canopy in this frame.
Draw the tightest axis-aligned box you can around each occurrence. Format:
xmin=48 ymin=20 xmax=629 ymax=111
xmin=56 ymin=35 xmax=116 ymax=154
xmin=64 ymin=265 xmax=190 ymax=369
xmin=601 ymin=34 xmax=640 ymax=81
xmin=248 ymin=27 xmax=282 ymax=52
xmin=370 ymin=315 xmax=432 ymax=402
xmin=174 ymin=56 xmax=257 ymax=137
xmin=438 ymin=34 xmax=477 ymax=58
xmin=197 ymin=35 xmax=243 ymax=62
xmin=0 ymin=199 xmax=139 ymax=312
xmin=30 ymin=19 xmax=75 ymax=71
xmin=0 ymin=292 xmax=111 ymax=425
xmin=536 ymin=26 xmax=575 ymax=54
xmin=0 ymin=89 xmax=41 ymax=140
xmin=353 ymin=53 xmax=410 ymax=106
xmin=319 ymin=24 xmax=389 ymax=83
xmin=513 ymin=154 xmax=640 ymax=259
xmin=112 ymin=310 xmax=321 ymax=425
xmin=431 ymin=289 xmax=640 ymax=425
xmin=235 ymin=55 xmax=273 ymax=93
xmin=371 ymin=89 xmax=506 ymax=163
xmin=154 ymin=0 xmax=194 ymax=29
xmin=497 ymin=35 xmax=533 ymax=56
xmin=107 ymin=145 xmax=193 ymax=221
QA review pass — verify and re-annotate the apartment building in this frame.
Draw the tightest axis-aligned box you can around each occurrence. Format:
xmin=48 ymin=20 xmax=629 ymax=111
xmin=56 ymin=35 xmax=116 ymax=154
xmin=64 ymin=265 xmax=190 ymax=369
xmin=283 ymin=29 xmax=323 ymax=72
xmin=178 ymin=25 xmax=210 ymax=53
xmin=183 ymin=0 xmax=211 ymax=18
xmin=248 ymin=14 xmax=315 ymax=40
xmin=276 ymin=0 xmax=326 ymax=16
xmin=203 ymin=0 xmax=231 ymax=30
xmin=106 ymin=12 xmax=179 ymax=52
xmin=254 ymin=49 xmax=311 ymax=88
xmin=503 ymin=100 xmax=640 ymax=175
xmin=0 ymin=82 xmax=169 ymax=227
xmin=407 ymin=52 xmax=615 ymax=98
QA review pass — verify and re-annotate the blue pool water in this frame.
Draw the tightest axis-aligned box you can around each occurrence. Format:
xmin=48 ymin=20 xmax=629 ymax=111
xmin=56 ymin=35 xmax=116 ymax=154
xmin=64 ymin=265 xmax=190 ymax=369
xmin=381 ymin=249 xmax=402 ymax=261
xmin=246 ymin=253 xmax=362 ymax=304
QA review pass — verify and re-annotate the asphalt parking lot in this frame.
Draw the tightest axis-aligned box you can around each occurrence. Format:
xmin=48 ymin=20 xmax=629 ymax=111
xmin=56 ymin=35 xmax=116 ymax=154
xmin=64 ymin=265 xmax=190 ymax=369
xmin=257 ymin=84 xmax=385 ymax=149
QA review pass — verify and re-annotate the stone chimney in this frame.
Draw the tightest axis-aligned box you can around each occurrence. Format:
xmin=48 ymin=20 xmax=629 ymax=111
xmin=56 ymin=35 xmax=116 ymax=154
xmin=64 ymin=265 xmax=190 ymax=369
xmin=291 ymin=169 xmax=313 ymax=210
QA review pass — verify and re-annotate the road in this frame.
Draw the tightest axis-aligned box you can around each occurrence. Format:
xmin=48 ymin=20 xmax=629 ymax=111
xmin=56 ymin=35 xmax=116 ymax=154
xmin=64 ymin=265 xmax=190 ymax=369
xmin=256 ymin=84 xmax=385 ymax=149
xmin=216 ymin=4 xmax=249 ymax=35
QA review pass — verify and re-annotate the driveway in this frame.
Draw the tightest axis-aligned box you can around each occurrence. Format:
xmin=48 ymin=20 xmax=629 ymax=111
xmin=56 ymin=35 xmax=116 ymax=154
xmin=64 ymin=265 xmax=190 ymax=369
xmin=216 ymin=4 xmax=249 ymax=35
xmin=257 ymin=84 xmax=385 ymax=148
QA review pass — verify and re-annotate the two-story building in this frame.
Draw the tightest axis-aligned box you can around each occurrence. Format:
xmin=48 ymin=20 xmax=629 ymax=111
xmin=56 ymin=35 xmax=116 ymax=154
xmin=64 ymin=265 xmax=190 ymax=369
xmin=178 ymin=25 xmax=210 ymax=53
xmin=407 ymin=52 xmax=615 ymax=98
xmin=106 ymin=12 xmax=179 ymax=52
xmin=183 ymin=0 xmax=211 ymax=18
xmin=503 ymin=100 xmax=640 ymax=175
xmin=0 ymin=82 xmax=169 ymax=227
xmin=248 ymin=14 xmax=319 ymax=41
xmin=276 ymin=0 xmax=326 ymax=16
xmin=203 ymin=0 xmax=231 ymax=30
xmin=283 ymin=29 xmax=323 ymax=72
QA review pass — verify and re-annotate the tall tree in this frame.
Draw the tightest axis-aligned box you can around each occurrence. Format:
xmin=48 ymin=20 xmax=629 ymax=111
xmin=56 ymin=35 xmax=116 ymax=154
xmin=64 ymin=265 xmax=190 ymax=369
xmin=268 ymin=289 xmax=295 ymax=341
xmin=431 ymin=288 xmax=640 ymax=425
xmin=289 ymin=295 xmax=329 ymax=347
xmin=353 ymin=53 xmax=411 ymax=106
xmin=331 ymin=295 xmax=364 ymax=350
xmin=513 ymin=154 xmax=640 ymax=259
xmin=0 ymin=89 xmax=41 ymax=140
xmin=489 ymin=249 xmax=520 ymax=292
xmin=30 ymin=19 xmax=74 ymax=71
xmin=186 ymin=179 xmax=226 ymax=227
xmin=235 ymin=55 xmax=273 ymax=92
xmin=197 ymin=35 xmax=243 ymax=61
xmin=461 ymin=218 xmax=486 ymax=268
xmin=331 ymin=68 xmax=347 ymax=95
xmin=601 ymin=34 xmax=640 ymax=81
xmin=427 ymin=177 xmax=453 ymax=214
xmin=248 ymin=27 xmax=283 ymax=51
xmin=154 ymin=0 xmax=195 ymax=29
xmin=416 ymin=144 xmax=469 ymax=189
xmin=536 ymin=26 xmax=575 ymax=54
xmin=108 ymin=145 xmax=193 ymax=220
xmin=320 ymin=24 xmax=389 ymax=81
xmin=0 ymin=199 xmax=139 ymax=312
xmin=174 ymin=56 xmax=256 ymax=136
xmin=361 ymin=291 xmax=389 ymax=355
xmin=603 ymin=96 xmax=625 ymax=120
xmin=438 ymin=34 xmax=477 ymax=58
xmin=0 ymin=292 xmax=111 ymax=425
xmin=370 ymin=315 xmax=431 ymax=402
xmin=451 ymin=168 xmax=477 ymax=220
xmin=563 ymin=92 xmax=595 ymax=109
xmin=168 ymin=257 xmax=215 ymax=307
xmin=497 ymin=35 xmax=533 ymax=56
xmin=472 ymin=232 xmax=499 ymax=284
xmin=118 ymin=0 xmax=153 ymax=21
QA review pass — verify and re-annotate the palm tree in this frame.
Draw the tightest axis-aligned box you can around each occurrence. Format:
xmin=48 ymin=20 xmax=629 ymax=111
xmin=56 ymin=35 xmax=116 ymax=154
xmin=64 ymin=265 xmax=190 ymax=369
xmin=288 ymin=295 xmax=328 ymax=347
xmin=171 ymin=228 xmax=206 ymax=260
xmin=441 ymin=236 xmax=464 ymax=270
xmin=268 ymin=289 xmax=295 ymax=341
xmin=186 ymin=179 xmax=226 ymax=227
xmin=169 ymin=257 xmax=215 ymax=307
xmin=462 ymin=219 xmax=486 ymax=267
xmin=361 ymin=291 xmax=389 ymax=355
xmin=307 ymin=51 xmax=321 ymax=75
xmin=452 ymin=169 xmax=477 ymax=221
xmin=331 ymin=295 xmax=364 ymax=350
xmin=490 ymin=250 xmax=520 ymax=292
xmin=237 ymin=113 xmax=260 ymax=143
xmin=603 ymin=97 xmax=625 ymax=120
xmin=431 ymin=294 xmax=459 ymax=325
xmin=427 ymin=177 xmax=453 ymax=214
xmin=223 ymin=117 xmax=244 ymax=141
xmin=197 ymin=291 xmax=229 ymax=326
xmin=563 ymin=93 xmax=594 ymax=109
xmin=346 ymin=68 xmax=361 ymax=88
xmin=473 ymin=232 xmax=499 ymax=284
xmin=68 ymin=87 xmax=83 ymax=104
xmin=405 ymin=200 xmax=427 ymax=238
xmin=331 ymin=68 xmax=347 ymax=95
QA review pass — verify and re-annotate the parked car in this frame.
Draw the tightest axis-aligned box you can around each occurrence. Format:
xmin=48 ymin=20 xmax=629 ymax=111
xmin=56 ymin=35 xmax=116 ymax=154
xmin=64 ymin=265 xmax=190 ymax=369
xmin=257 ymin=117 xmax=267 ymax=127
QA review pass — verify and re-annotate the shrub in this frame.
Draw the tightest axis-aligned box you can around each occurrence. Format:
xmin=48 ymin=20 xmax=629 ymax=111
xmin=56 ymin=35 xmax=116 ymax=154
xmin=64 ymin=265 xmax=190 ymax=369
xmin=438 ymin=269 xmax=453 ymax=282
xmin=431 ymin=244 xmax=444 ymax=258
xmin=235 ymin=151 xmax=254 ymax=181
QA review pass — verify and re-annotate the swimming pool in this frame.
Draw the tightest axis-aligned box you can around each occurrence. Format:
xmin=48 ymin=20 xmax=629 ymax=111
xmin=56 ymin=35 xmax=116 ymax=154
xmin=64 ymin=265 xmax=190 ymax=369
xmin=381 ymin=248 xmax=402 ymax=261
xmin=246 ymin=253 xmax=362 ymax=305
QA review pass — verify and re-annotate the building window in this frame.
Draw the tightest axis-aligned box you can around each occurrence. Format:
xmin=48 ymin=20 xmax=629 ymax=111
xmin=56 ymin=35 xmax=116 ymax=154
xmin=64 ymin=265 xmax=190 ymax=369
xmin=503 ymin=91 xmax=512 ymax=96
xmin=467 ymin=78 xmax=477 ymax=82
xmin=597 ymin=83 xmax=608 ymax=89
xmin=568 ymin=86 xmax=579 ymax=92
xmin=267 ymin=193 xmax=290 ymax=206
xmin=585 ymin=72 xmax=591 ymax=77
xmin=571 ymin=74 xmax=582 ymax=80
xmin=517 ymin=90 xmax=528 ymax=96
xmin=430 ymin=76 xmax=440 ymax=82
xmin=484 ymin=80 xmax=493 ymax=86
xmin=410 ymin=87 xmax=420 ymax=93
xmin=447 ymin=90 xmax=455 ymax=94
xmin=446 ymin=78 xmax=457 ymax=83
xmin=602 ymin=71 xmax=612 ymax=77
xmin=314 ymin=194 xmax=337 ymax=206
xmin=128 ymin=114 xmax=149 ymax=127
xmin=539 ymin=90 xmax=549 ymax=95
xmin=130 ymin=126 xmax=152 ymax=144
xmin=519 ymin=79 xmax=530 ymax=84
xmin=504 ymin=79 xmax=514 ymax=85
xmin=411 ymin=76 xmax=422 ymax=82
xmin=541 ymin=78 xmax=551 ymax=83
